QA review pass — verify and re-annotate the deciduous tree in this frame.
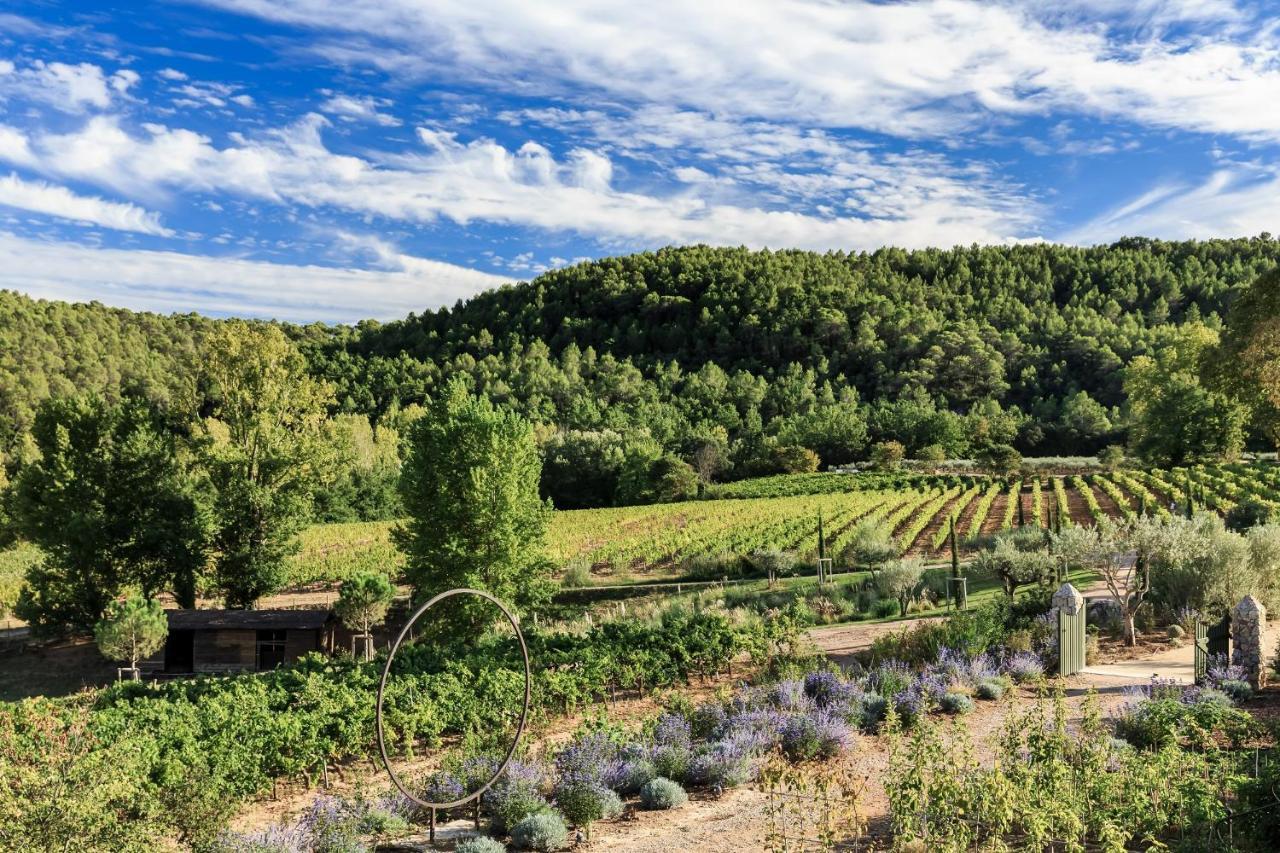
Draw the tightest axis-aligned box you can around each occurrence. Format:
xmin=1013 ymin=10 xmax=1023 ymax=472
xmin=395 ymin=379 xmax=554 ymax=631
xmin=199 ymin=322 xmax=332 ymax=608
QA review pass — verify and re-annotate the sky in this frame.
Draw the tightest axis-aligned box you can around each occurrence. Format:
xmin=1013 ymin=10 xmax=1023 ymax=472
xmin=1 ymin=1 xmax=1279 ymax=323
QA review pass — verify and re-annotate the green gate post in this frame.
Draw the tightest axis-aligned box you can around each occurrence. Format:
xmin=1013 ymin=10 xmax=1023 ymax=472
xmin=1053 ymin=583 xmax=1086 ymax=677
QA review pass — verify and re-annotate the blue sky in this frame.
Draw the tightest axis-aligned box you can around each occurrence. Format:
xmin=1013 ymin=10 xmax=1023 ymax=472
xmin=1 ymin=1 xmax=1279 ymax=322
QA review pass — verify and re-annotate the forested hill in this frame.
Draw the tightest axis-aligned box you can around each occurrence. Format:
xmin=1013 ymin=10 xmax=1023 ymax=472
xmin=347 ymin=238 xmax=1277 ymax=400
xmin=3 ymin=236 xmax=1279 ymax=471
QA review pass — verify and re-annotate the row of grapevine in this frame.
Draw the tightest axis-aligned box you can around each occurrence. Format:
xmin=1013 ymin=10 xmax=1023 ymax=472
xmin=897 ymin=485 xmax=964 ymax=553
xmin=1069 ymin=475 xmax=1105 ymax=524
xmin=1000 ymin=480 xmax=1019 ymax=529
xmin=1030 ymin=478 xmax=1044 ymax=527
xmin=1108 ymin=471 xmax=1171 ymax=520
xmin=1090 ymin=474 xmax=1135 ymax=520
xmin=965 ymin=481 xmax=1003 ymax=539
xmin=1052 ymin=476 xmax=1072 ymax=527
xmin=931 ymin=485 xmax=981 ymax=550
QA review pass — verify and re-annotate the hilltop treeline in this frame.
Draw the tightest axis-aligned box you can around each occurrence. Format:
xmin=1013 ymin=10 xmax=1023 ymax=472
xmin=3 ymin=237 xmax=1279 ymax=506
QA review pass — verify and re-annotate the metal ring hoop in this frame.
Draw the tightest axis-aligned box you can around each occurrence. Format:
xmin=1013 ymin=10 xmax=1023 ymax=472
xmin=375 ymin=587 xmax=531 ymax=810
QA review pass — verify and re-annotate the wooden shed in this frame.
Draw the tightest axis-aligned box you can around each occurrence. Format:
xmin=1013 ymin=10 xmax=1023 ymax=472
xmin=143 ymin=609 xmax=337 ymax=675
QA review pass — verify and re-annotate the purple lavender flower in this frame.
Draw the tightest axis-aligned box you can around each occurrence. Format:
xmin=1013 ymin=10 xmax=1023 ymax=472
xmin=770 ymin=679 xmax=813 ymax=712
xmin=421 ymin=771 xmax=465 ymax=804
xmin=803 ymin=670 xmax=855 ymax=708
xmin=690 ymin=701 xmax=730 ymax=739
xmin=1002 ymin=651 xmax=1044 ymax=683
xmin=723 ymin=707 xmax=788 ymax=751
xmin=555 ymin=731 xmax=617 ymax=782
xmin=652 ymin=713 xmax=693 ymax=750
xmin=867 ymin=660 xmax=913 ymax=698
xmin=601 ymin=755 xmax=657 ymax=794
xmin=810 ymin=708 xmax=854 ymax=758
xmin=212 ymin=825 xmax=309 ymax=853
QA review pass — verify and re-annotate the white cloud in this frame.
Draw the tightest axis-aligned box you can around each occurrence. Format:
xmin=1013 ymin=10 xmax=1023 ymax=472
xmin=0 ymin=173 xmax=174 ymax=235
xmin=0 ymin=113 xmax=1036 ymax=250
xmin=0 ymin=59 xmax=135 ymax=112
xmin=197 ymin=0 xmax=1280 ymax=141
xmin=319 ymin=94 xmax=401 ymax=126
xmin=0 ymin=230 xmax=510 ymax=322
xmin=1066 ymin=168 xmax=1280 ymax=244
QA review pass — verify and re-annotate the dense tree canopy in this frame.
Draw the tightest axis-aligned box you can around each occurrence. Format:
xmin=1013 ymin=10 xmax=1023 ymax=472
xmin=3 ymin=237 xmax=1280 ymax=522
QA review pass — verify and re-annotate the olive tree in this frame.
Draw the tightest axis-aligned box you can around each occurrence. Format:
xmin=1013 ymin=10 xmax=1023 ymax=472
xmin=94 ymin=595 xmax=168 ymax=679
xmin=749 ymin=549 xmax=797 ymax=588
xmin=876 ymin=557 xmax=925 ymax=618
xmin=839 ymin=518 xmax=899 ymax=578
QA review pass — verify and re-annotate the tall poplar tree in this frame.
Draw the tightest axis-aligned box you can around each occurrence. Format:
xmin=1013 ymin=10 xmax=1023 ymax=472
xmin=394 ymin=379 xmax=553 ymax=631
xmin=199 ymin=322 xmax=332 ymax=608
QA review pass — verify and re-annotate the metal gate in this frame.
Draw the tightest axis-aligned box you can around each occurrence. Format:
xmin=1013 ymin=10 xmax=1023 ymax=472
xmin=1058 ymin=605 xmax=1085 ymax=677
xmin=1194 ymin=618 xmax=1209 ymax=683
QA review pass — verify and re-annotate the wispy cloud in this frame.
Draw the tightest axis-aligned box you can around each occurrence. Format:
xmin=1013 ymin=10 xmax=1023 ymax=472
xmin=0 ymin=113 xmax=1037 ymax=250
xmin=1067 ymin=167 xmax=1280 ymax=244
xmin=0 ymin=230 xmax=509 ymax=322
xmin=0 ymin=173 xmax=174 ymax=235
xmin=202 ymin=0 xmax=1280 ymax=141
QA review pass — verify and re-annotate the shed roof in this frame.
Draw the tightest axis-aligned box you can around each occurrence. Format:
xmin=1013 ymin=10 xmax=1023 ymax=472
xmin=167 ymin=608 xmax=334 ymax=631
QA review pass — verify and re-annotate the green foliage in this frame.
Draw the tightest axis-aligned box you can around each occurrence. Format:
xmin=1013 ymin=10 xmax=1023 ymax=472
xmin=0 ymin=611 xmax=744 ymax=848
xmin=456 ymin=837 xmax=508 ymax=853
xmin=94 ymin=595 xmax=168 ymax=671
xmin=334 ymin=572 xmax=396 ymax=639
xmin=869 ymin=440 xmax=906 ymax=471
xmin=886 ymin=690 xmax=1245 ymax=851
xmin=9 ymin=393 xmax=209 ymax=631
xmin=975 ymin=443 xmax=1021 ymax=476
xmin=1125 ymin=324 xmax=1249 ymax=466
xmin=200 ymin=321 xmax=333 ymax=608
xmin=639 ymin=777 xmax=688 ymax=810
xmin=395 ymin=379 xmax=554 ymax=628
xmin=509 ymin=811 xmax=569 ymax=852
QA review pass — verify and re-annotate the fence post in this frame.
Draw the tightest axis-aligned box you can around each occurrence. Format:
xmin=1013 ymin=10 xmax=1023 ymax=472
xmin=1052 ymin=583 xmax=1086 ymax=677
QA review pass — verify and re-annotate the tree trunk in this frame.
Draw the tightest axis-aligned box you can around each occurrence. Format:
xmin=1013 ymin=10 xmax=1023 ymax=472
xmin=1124 ymin=613 xmax=1137 ymax=647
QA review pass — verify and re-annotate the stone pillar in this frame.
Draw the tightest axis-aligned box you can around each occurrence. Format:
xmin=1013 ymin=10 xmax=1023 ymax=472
xmin=1051 ymin=583 xmax=1085 ymax=618
xmin=1231 ymin=595 xmax=1267 ymax=689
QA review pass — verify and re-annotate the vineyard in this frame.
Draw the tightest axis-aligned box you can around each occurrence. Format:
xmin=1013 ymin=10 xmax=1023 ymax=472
xmin=3 ymin=464 xmax=1277 ymax=606
xmin=274 ymin=463 xmax=1280 ymax=589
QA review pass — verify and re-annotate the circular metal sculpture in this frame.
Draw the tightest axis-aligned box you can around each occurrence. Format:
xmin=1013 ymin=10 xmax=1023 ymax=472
xmin=375 ymin=588 xmax=531 ymax=811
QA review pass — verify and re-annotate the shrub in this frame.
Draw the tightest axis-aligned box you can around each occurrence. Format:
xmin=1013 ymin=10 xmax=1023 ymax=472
xmin=871 ymin=598 xmax=899 ymax=619
xmin=869 ymin=441 xmax=906 ymax=471
xmin=938 ymin=692 xmax=974 ymax=715
xmin=780 ymin=714 xmax=822 ymax=761
xmin=553 ymin=780 xmax=621 ymax=831
xmin=601 ymin=755 xmax=656 ymax=795
xmin=639 ymin=778 xmax=688 ymax=810
xmin=974 ymin=679 xmax=1005 ymax=700
xmin=457 ymin=837 xmax=508 ymax=853
xmin=1166 ymin=624 xmax=1186 ymax=639
xmin=1217 ymin=679 xmax=1254 ymax=703
xmin=484 ymin=762 xmax=548 ymax=835
xmin=860 ymin=695 xmax=888 ymax=731
xmin=1003 ymin=652 xmax=1044 ymax=683
xmin=510 ymin=812 xmax=569 ymax=852
xmin=687 ymin=740 xmax=756 ymax=789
